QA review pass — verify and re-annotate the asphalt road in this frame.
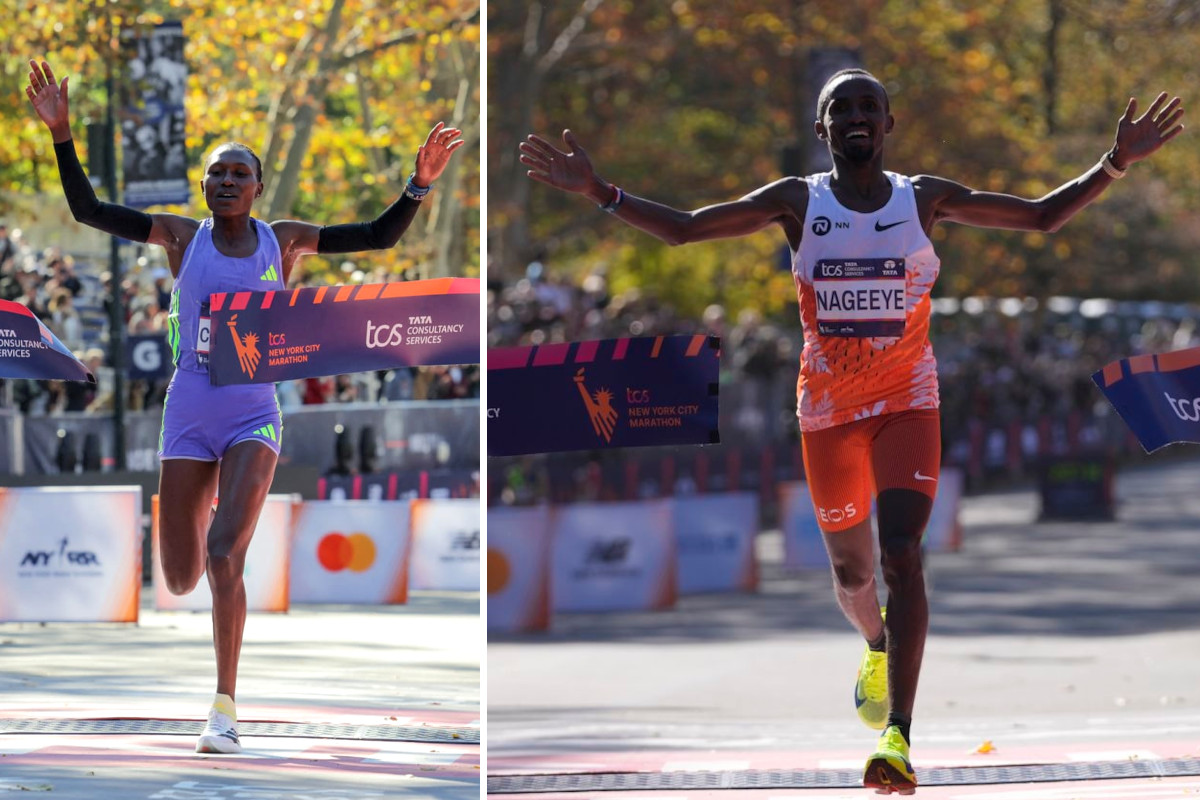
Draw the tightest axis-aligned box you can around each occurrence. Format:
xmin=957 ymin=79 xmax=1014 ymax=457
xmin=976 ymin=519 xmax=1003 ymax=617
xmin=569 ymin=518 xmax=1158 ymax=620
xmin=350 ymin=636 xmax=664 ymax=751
xmin=488 ymin=456 xmax=1200 ymax=796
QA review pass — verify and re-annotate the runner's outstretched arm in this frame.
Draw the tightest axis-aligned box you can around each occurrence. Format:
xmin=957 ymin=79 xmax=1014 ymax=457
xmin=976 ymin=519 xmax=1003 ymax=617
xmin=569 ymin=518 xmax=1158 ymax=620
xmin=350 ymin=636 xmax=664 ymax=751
xmin=273 ymin=123 xmax=464 ymax=282
xmin=27 ymin=59 xmax=198 ymax=265
xmin=921 ymin=92 xmax=1184 ymax=232
xmin=520 ymin=130 xmax=803 ymax=245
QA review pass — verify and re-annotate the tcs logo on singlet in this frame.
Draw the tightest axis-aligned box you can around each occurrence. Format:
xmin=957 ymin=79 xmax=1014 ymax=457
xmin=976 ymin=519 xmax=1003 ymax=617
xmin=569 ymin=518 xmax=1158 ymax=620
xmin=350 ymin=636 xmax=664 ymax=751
xmin=817 ymin=503 xmax=858 ymax=525
xmin=317 ymin=531 xmax=377 ymax=572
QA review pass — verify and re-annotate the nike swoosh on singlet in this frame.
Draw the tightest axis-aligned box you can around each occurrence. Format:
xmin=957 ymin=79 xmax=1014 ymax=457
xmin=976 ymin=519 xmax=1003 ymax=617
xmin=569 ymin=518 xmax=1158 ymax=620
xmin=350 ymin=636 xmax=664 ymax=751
xmin=874 ymin=219 xmax=907 ymax=232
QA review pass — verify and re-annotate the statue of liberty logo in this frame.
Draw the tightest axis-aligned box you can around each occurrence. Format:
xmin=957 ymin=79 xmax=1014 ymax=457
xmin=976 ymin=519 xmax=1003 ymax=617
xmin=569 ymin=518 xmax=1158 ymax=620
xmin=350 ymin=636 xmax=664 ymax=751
xmin=227 ymin=313 xmax=262 ymax=379
xmin=574 ymin=368 xmax=618 ymax=443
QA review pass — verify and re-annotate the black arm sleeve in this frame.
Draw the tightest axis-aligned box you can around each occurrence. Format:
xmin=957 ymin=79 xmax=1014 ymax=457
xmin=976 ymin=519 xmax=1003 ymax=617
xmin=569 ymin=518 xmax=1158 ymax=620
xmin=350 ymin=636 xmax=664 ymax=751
xmin=52 ymin=139 xmax=152 ymax=243
xmin=316 ymin=193 xmax=422 ymax=254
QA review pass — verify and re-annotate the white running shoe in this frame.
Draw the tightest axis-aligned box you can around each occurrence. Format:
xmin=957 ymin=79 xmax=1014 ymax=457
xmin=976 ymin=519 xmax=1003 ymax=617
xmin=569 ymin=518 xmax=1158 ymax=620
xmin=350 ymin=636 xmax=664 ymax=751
xmin=196 ymin=706 xmax=241 ymax=754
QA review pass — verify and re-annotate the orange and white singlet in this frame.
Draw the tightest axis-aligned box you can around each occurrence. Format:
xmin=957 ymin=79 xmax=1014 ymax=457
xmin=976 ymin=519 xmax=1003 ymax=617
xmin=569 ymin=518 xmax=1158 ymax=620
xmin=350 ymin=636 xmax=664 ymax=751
xmin=792 ymin=171 xmax=940 ymax=432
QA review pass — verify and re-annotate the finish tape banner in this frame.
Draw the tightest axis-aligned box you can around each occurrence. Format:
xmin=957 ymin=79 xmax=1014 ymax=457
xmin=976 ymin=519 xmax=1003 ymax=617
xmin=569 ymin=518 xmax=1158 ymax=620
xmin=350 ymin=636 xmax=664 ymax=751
xmin=488 ymin=335 xmax=721 ymax=456
xmin=208 ymin=278 xmax=480 ymax=386
xmin=1092 ymin=347 xmax=1200 ymax=452
xmin=0 ymin=299 xmax=94 ymax=383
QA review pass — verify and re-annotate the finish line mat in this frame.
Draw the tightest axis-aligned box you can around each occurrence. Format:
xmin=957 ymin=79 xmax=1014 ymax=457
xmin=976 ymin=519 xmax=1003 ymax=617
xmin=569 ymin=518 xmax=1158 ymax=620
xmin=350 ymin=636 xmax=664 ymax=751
xmin=487 ymin=335 xmax=721 ymax=457
xmin=207 ymin=277 xmax=479 ymax=385
xmin=1092 ymin=346 xmax=1200 ymax=452
xmin=0 ymin=299 xmax=94 ymax=382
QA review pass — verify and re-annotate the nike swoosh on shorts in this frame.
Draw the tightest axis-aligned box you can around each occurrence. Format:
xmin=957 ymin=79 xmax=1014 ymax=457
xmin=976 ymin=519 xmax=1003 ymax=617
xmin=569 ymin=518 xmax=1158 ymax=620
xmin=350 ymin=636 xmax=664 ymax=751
xmin=914 ymin=470 xmax=937 ymax=481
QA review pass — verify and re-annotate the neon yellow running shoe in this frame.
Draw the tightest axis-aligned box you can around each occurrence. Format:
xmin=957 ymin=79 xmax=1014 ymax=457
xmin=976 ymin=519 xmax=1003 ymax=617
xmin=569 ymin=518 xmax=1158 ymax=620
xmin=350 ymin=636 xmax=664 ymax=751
xmin=854 ymin=610 xmax=888 ymax=730
xmin=863 ymin=725 xmax=917 ymax=795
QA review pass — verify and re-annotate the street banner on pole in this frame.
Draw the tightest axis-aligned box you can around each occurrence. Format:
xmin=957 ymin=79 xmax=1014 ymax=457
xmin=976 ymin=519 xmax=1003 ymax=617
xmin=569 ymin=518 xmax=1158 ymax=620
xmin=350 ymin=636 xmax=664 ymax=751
xmin=121 ymin=21 xmax=189 ymax=207
xmin=1092 ymin=347 xmax=1200 ymax=452
xmin=488 ymin=335 xmax=721 ymax=456
xmin=0 ymin=299 xmax=94 ymax=382
xmin=207 ymin=278 xmax=479 ymax=385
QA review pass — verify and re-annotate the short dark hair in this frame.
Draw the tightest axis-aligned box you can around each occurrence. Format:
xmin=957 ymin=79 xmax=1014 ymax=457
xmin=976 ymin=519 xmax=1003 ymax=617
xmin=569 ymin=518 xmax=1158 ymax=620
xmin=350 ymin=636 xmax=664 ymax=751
xmin=206 ymin=142 xmax=262 ymax=181
xmin=817 ymin=68 xmax=888 ymax=121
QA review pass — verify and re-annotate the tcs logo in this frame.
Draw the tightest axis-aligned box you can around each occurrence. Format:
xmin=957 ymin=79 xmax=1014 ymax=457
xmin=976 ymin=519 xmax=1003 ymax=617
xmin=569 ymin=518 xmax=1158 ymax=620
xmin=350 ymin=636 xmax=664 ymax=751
xmin=817 ymin=503 xmax=858 ymax=525
xmin=626 ymin=388 xmax=651 ymax=403
xmin=317 ymin=531 xmax=377 ymax=572
xmin=818 ymin=263 xmax=844 ymax=278
xmin=1165 ymin=392 xmax=1200 ymax=422
xmin=365 ymin=320 xmax=404 ymax=348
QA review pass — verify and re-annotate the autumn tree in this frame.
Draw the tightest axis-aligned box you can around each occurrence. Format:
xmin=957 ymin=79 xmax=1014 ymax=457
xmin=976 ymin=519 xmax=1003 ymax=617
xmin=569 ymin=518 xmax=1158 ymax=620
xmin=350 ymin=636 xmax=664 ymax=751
xmin=0 ymin=0 xmax=480 ymax=281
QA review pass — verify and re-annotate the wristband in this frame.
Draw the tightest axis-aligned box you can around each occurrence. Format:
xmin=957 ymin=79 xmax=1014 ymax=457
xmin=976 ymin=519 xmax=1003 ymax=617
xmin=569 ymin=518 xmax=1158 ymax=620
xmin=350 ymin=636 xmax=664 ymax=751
xmin=1100 ymin=151 xmax=1127 ymax=180
xmin=599 ymin=185 xmax=625 ymax=213
xmin=405 ymin=172 xmax=432 ymax=200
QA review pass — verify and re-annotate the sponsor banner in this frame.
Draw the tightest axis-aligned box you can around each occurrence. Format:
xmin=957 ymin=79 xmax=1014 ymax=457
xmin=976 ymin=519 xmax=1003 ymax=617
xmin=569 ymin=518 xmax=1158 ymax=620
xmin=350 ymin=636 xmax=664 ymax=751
xmin=778 ymin=482 xmax=833 ymax=570
xmin=551 ymin=501 xmax=675 ymax=613
xmin=488 ymin=335 xmax=721 ymax=456
xmin=127 ymin=332 xmax=172 ymax=380
xmin=1092 ymin=347 xmax=1200 ymax=452
xmin=152 ymin=494 xmax=293 ymax=612
xmin=0 ymin=299 xmax=94 ymax=382
xmin=486 ymin=506 xmax=552 ymax=632
xmin=923 ymin=467 xmax=963 ymax=552
xmin=409 ymin=499 xmax=480 ymax=591
xmin=674 ymin=493 xmax=759 ymax=594
xmin=120 ymin=21 xmax=189 ymax=207
xmin=0 ymin=487 xmax=141 ymax=622
xmin=208 ymin=278 xmax=480 ymax=386
xmin=289 ymin=500 xmax=411 ymax=605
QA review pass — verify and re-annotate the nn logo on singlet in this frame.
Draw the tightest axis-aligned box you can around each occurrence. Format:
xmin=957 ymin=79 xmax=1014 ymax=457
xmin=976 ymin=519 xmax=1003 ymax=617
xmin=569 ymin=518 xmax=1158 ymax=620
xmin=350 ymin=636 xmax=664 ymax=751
xmin=227 ymin=313 xmax=262 ymax=379
xmin=574 ymin=367 xmax=618 ymax=444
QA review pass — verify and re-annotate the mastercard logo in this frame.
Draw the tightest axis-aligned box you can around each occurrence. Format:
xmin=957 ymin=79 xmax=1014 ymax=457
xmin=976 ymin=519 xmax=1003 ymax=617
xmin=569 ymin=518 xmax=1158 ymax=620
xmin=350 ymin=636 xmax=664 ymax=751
xmin=487 ymin=548 xmax=511 ymax=594
xmin=317 ymin=532 xmax=376 ymax=572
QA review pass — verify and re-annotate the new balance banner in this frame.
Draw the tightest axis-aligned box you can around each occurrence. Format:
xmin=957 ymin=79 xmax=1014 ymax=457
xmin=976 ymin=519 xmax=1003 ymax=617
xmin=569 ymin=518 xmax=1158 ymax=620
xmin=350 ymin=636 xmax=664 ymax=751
xmin=0 ymin=300 xmax=94 ymax=382
xmin=1092 ymin=347 xmax=1200 ymax=452
xmin=207 ymin=278 xmax=480 ymax=385
xmin=409 ymin=499 xmax=481 ymax=591
xmin=0 ymin=487 xmax=141 ymax=623
xmin=488 ymin=335 xmax=721 ymax=456
xmin=551 ymin=500 xmax=675 ymax=613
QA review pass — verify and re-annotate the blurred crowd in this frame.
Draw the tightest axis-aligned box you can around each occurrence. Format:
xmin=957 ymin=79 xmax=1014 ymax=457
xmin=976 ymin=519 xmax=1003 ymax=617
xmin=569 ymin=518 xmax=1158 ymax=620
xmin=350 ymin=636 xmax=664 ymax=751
xmin=0 ymin=221 xmax=479 ymax=416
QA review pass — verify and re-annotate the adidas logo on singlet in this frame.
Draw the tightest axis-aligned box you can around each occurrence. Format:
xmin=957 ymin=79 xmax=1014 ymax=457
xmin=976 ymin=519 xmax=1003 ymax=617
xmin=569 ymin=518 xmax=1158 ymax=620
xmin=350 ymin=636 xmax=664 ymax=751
xmin=260 ymin=264 xmax=278 ymax=282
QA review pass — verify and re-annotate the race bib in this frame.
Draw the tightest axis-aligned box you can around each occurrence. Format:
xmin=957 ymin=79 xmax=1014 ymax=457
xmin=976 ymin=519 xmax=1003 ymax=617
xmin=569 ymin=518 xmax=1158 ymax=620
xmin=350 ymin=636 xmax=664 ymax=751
xmin=814 ymin=258 xmax=906 ymax=337
xmin=196 ymin=303 xmax=211 ymax=365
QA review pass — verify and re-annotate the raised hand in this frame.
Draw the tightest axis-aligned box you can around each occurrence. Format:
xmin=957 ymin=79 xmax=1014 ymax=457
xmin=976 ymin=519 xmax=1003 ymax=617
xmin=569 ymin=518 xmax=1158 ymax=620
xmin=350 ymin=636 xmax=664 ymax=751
xmin=412 ymin=122 xmax=465 ymax=188
xmin=26 ymin=60 xmax=72 ymax=140
xmin=519 ymin=130 xmax=597 ymax=194
xmin=1112 ymin=92 xmax=1185 ymax=168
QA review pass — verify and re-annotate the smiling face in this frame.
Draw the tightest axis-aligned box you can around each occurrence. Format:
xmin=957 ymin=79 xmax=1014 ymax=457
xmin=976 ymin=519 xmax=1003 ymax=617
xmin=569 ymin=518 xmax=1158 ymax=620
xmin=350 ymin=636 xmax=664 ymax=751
xmin=202 ymin=146 xmax=263 ymax=216
xmin=815 ymin=75 xmax=893 ymax=165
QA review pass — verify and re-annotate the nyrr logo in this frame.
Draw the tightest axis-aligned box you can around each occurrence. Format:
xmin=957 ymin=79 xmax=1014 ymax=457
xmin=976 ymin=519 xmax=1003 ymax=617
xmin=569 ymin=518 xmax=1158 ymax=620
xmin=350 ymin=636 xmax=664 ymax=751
xmin=586 ymin=538 xmax=631 ymax=564
xmin=20 ymin=537 xmax=100 ymax=569
xmin=226 ymin=314 xmax=262 ymax=378
xmin=574 ymin=367 xmax=618 ymax=443
xmin=1165 ymin=392 xmax=1200 ymax=422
